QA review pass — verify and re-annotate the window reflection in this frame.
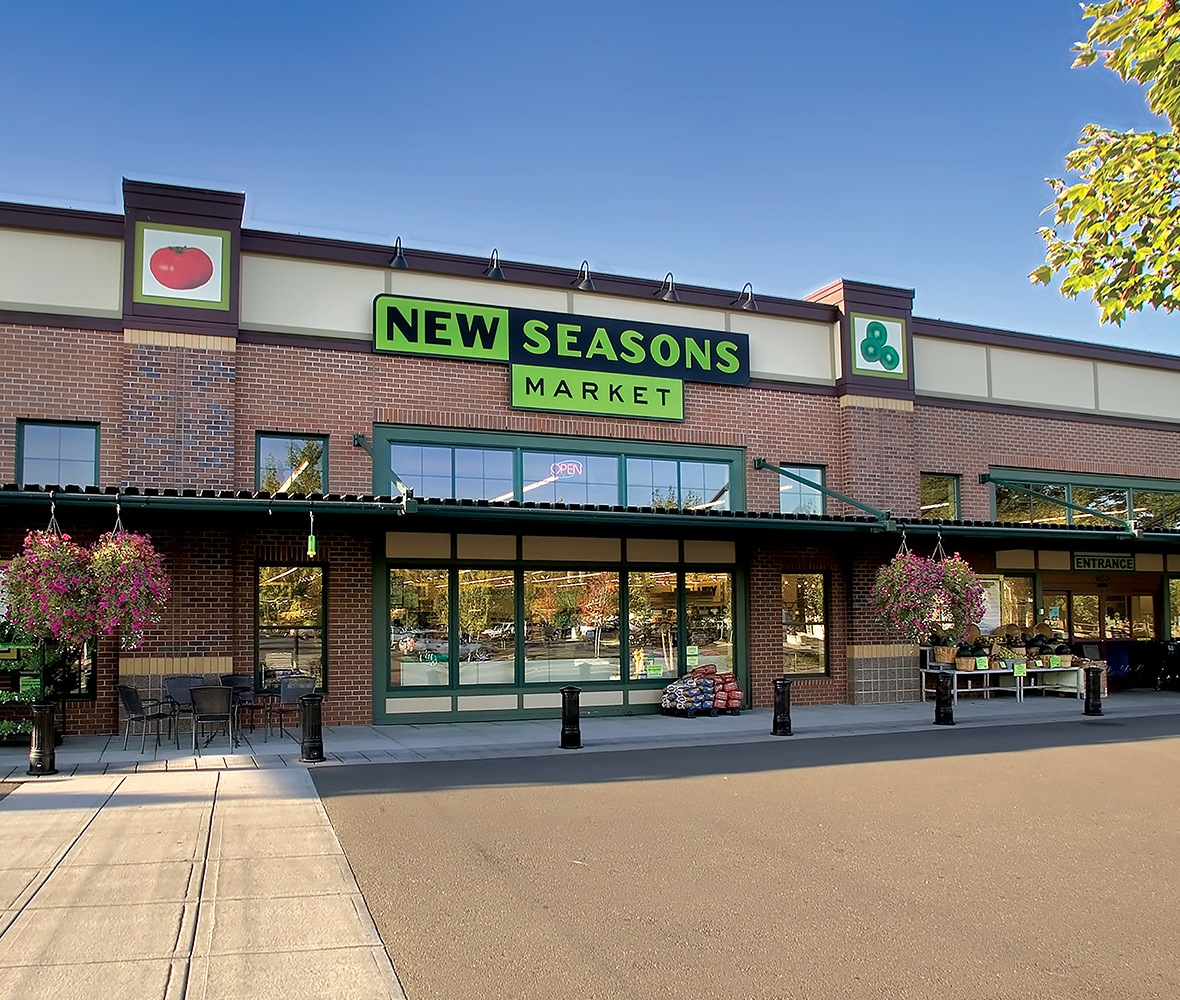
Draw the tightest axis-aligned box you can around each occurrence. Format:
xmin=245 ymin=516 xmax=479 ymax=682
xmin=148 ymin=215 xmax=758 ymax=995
xmin=626 ymin=459 xmax=729 ymax=510
xmin=779 ymin=466 xmax=824 ymax=515
xmin=389 ymin=568 xmax=449 ymax=687
xmin=257 ymin=565 xmax=324 ymax=690
xmin=628 ymin=572 xmax=678 ymax=678
xmin=782 ymin=574 xmax=826 ymax=674
xmin=520 ymin=453 xmax=619 ymax=505
xmin=258 ymin=435 xmax=325 ymax=493
xmin=523 ymin=571 xmax=620 ymax=682
xmin=685 ymin=572 xmax=733 ymax=673
xmin=920 ymin=475 xmax=958 ymax=520
xmin=456 ymin=570 xmax=516 ymax=684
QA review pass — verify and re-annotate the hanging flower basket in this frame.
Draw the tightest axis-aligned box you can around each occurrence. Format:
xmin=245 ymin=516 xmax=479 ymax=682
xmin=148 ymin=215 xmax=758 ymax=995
xmin=867 ymin=550 xmax=985 ymax=645
xmin=2 ymin=528 xmax=171 ymax=652
xmin=1 ymin=530 xmax=94 ymax=646
xmin=90 ymin=530 xmax=171 ymax=650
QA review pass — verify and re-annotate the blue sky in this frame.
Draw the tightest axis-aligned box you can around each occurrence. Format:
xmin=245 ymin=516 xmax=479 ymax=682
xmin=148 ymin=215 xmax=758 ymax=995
xmin=1 ymin=1 xmax=1174 ymax=352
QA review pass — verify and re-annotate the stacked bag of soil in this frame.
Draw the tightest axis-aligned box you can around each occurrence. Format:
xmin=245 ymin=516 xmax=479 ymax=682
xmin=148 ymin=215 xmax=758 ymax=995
xmin=660 ymin=664 xmax=743 ymax=712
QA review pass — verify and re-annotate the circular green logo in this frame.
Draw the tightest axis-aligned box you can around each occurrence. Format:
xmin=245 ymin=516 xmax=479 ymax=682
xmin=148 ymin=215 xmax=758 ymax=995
xmin=859 ymin=320 xmax=899 ymax=371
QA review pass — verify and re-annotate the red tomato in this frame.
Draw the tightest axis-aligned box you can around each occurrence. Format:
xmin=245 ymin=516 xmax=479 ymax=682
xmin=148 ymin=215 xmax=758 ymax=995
xmin=149 ymin=246 xmax=214 ymax=290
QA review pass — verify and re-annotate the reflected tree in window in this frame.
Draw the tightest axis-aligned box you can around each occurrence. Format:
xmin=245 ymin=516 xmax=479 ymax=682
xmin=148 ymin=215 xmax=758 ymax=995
xmin=258 ymin=436 xmax=325 ymax=493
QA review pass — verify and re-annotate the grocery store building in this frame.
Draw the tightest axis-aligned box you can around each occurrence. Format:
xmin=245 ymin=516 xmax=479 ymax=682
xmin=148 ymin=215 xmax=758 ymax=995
xmin=4 ymin=179 xmax=1180 ymax=735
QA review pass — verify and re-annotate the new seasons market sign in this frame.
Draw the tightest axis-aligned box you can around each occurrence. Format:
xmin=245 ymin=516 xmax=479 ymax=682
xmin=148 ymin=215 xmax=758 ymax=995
xmin=373 ymin=295 xmax=750 ymax=420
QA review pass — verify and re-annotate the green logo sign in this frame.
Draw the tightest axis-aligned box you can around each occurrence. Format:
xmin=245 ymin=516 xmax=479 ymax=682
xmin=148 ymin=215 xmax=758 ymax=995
xmin=849 ymin=313 xmax=906 ymax=380
xmin=511 ymin=365 xmax=684 ymax=420
xmin=374 ymin=294 xmax=750 ymax=421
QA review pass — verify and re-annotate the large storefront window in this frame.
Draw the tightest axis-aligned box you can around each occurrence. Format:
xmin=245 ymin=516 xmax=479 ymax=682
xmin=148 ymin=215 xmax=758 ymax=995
xmin=457 ymin=570 xmax=515 ymax=684
xmin=389 ymin=567 xmax=449 ymax=687
xmin=523 ymin=571 xmax=620 ymax=682
xmin=378 ymin=429 xmax=743 ymax=509
xmin=685 ymin=572 xmax=733 ymax=672
xmin=782 ymin=573 xmax=826 ymax=675
xmin=628 ymin=572 xmax=678 ymax=679
xmin=256 ymin=565 xmax=325 ymax=690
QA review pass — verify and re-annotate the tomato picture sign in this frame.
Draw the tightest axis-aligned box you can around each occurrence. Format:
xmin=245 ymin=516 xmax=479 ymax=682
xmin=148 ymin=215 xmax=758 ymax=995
xmin=133 ymin=222 xmax=231 ymax=310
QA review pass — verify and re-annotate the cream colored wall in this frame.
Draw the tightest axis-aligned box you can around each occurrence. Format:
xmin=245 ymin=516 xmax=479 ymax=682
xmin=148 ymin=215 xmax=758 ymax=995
xmin=913 ymin=337 xmax=1180 ymax=425
xmin=0 ymin=228 xmax=122 ymax=317
xmin=729 ymin=312 xmax=833 ymax=383
xmin=239 ymin=253 xmax=384 ymax=338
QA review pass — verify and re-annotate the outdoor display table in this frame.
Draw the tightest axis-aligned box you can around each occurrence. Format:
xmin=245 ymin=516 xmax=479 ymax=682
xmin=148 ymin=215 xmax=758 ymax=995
xmin=920 ymin=665 xmax=1083 ymax=704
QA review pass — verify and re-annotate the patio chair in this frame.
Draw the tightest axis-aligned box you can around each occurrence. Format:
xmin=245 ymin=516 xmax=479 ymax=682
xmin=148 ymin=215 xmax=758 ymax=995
xmin=220 ymin=673 xmax=262 ymax=737
xmin=272 ymin=675 xmax=317 ymax=739
xmin=189 ymin=685 xmax=234 ymax=755
xmin=164 ymin=674 xmax=205 ymax=748
xmin=116 ymin=685 xmax=170 ymax=752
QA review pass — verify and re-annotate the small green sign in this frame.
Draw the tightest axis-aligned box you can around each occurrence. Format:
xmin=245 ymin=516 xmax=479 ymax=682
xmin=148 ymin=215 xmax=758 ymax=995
xmin=511 ymin=364 xmax=684 ymax=420
xmin=975 ymin=656 xmax=988 ymax=670
xmin=1014 ymin=661 xmax=1027 ymax=677
xmin=686 ymin=645 xmax=700 ymax=656
xmin=1049 ymin=654 xmax=1062 ymax=668
xmin=687 ymin=655 xmax=700 ymax=667
xmin=375 ymin=296 xmax=509 ymax=361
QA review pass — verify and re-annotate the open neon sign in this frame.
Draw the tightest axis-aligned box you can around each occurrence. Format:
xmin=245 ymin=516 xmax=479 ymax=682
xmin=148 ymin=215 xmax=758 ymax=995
xmin=550 ymin=461 xmax=584 ymax=478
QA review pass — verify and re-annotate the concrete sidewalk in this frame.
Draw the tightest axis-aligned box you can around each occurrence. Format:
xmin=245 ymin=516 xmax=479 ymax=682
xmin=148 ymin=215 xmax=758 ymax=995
xmin=0 ymin=689 xmax=1176 ymax=778
xmin=0 ymin=691 xmax=1176 ymax=999
xmin=0 ymin=768 xmax=403 ymax=1000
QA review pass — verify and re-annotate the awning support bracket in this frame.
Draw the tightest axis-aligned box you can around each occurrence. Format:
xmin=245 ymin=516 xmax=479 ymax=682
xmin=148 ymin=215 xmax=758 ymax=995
xmin=754 ymin=459 xmax=895 ymax=530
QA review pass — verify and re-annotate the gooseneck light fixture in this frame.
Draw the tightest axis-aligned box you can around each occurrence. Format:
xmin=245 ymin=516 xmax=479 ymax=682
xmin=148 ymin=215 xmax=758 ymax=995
xmin=485 ymin=249 xmax=505 ymax=280
xmin=655 ymin=272 xmax=679 ymax=302
xmin=388 ymin=237 xmax=409 ymax=269
xmin=731 ymin=282 xmax=758 ymax=311
xmin=572 ymin=260 xmax=595 ymax=291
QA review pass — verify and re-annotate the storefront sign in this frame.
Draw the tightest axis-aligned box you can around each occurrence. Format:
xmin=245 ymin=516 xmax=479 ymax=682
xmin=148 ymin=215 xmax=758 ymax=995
xmin=1072 ymin=553 xmax=1136 ymax=572
xmin=511 ymin=365 xmax=684 ymax=420
xmin=374 ymin=294 xmax=750 ymax=421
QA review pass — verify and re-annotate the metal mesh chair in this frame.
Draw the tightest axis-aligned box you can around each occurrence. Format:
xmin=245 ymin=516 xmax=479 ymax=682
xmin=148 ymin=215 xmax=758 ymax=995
xmin=116 ymin=685 xmax=170 ymax=752
xmin=164 ymin=675 xmax=205 ymax=748
xmin=220 ymin=673 xmax=261 ymax=737
xmin=272 ymin=675 xmax=317 ymax=739
xmin=189 ymin=685 xmax=234 ymax=755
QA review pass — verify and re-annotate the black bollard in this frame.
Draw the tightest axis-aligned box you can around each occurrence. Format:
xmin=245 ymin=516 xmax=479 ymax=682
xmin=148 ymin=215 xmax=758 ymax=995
xmin=772 ymin=677 xmax=794 ymax=736
xmin=28 ymin=701 xmax=58 ymax=776
xmin=298 ymin=692 xmax=325 ymax=762
xmin=1084 ymin=665 xmax=1104 ymax=717
xmin=934 ymin=671 xmax=955 ymax=726
xmin=559 ymin=685 xmax=582 ymax=749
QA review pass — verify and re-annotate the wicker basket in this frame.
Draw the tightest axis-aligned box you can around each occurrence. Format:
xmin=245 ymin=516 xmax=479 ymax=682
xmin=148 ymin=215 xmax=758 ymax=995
xmin=932 ymin=645 xmax=957 ymax=664
xmin=954 ymin=656 xmax=977 ymax=671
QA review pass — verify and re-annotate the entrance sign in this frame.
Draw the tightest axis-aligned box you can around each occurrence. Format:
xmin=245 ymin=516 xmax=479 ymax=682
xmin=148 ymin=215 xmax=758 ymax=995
xmin=1073 ymin=553 xmax=1136 ymax=572
xmin=375 ymin=294 xmax=750 ymax=421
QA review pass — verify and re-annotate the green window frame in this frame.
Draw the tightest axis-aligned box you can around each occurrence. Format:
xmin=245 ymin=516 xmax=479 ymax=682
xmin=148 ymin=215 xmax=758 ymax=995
xmin=988 ymin=468 xmax=1180 ymax=529
xmin=920 ymin=473 xmax=960 ymax=520
xmin=778 ymin=464 xmax=825 ymax=516
xmin=256 ymin=433 xmax=328 ymax=493
xmin=17 ymin=420 xmax=99 ymax=488
xmin=255 ymin=563 xmax=327 ymax=692
xmin=380 ymin=561 xmax=744 ymax=695
xmin=781 ymin=572 xmax=829 ymax=677
xmin=374 ymin=426 xmax=746 ymax=511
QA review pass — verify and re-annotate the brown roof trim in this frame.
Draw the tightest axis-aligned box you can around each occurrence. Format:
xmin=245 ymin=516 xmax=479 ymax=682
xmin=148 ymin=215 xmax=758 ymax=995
xmin=237 ymin=329 xmax=374 ymax=352
xmin=122 ymin=179 xmax=245 ymax=222
xmin=915 ymin=393 xmax=1180 ymax=433
xmin=240 ymin=228 xmax=840 ymax=324
xmin=0 ymin=311 xmax=123 ymax=332
xmin=0 ymin=200 xmax=123 ymax=238
xmin=913 ymin=315 xmax=1180 ymax=373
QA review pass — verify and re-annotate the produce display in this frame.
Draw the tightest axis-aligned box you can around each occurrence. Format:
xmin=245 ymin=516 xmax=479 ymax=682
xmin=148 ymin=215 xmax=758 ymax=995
xmin=925 ymin=624 xmax=1074 ymax=670
xmin=660 ymin=665 xmax=743 ymax=715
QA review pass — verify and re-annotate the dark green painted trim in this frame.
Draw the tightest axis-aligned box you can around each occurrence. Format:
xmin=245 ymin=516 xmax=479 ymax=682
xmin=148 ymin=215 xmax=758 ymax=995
xmin=15 ymin=420 xmax=99 ymax=488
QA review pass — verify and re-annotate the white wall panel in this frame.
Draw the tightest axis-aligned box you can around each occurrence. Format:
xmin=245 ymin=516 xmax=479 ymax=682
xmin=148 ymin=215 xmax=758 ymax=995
xmin=913 ymin=337 xmax=988 ymax=398
xmin=390 ymin=271 xmax=568 ymax=311
xmin=1096 ymin=362 xmax=1180 ymax=421
xmin=240 ymin=253 xmax=384 ymax=338
xmin=0 ymin=229 xmax=122 ymax=316
xmin=730 ymin=313 xmax=833 ymax=383
xmin=570 ymin=292 xmax=727 ymax=330
xmin=989 ymin=348 xmax=1095 ymax=410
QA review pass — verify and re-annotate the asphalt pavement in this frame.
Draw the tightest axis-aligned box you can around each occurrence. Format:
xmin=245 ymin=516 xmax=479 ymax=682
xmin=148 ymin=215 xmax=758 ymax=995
xmin=315 ymin=711 xmax=1180 ymax=1000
